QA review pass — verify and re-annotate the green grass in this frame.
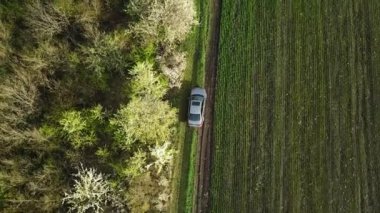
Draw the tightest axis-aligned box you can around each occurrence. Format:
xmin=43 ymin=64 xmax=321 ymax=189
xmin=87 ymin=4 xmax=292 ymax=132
xmin=211 ymin=0 xmax=380 ymax=212
xmin=169 ymin=0 xmax=211 ymax=212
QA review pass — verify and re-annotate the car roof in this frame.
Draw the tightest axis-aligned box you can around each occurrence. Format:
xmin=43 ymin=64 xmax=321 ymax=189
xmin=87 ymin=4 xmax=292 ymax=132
xmin=190 ymin=100 xmax=202 ymax=114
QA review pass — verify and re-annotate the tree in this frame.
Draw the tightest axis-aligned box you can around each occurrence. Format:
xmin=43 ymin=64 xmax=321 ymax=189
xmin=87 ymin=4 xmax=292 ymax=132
xmin=53 ymin=0 xmax=103 ymax=24
xmin=59 ymin=105 xmax=103 ymax=149
xmin=157 ymin=49 xmax=187 ymax=88
xmin=25 ymin=1 xmax=70 ymax=40
xmin=128 ymin=0 xmax=197 ymax=43
xmin=111 ymin=96 xmax=177 ymax=148
xmin=80 ymin=31 xmax=131 ymax=90
xmin=0 ymin=158 xmax=64 ymax=211
xmin=19 ymin=41 xmax=67 ymax=77
xmin=126 ymin=172 xmax=154 ymax=212
xmin=127 ymin=168 xmax=172 ymax=212
xmin=0 ymin=66 xmax=46 ymax=150
xmin=148 ymin=142 xmax=176 ymax=174
xmin=147 ymin=142 xmax=175 ymax=211
xmin=63 ymin=165 xmax=112 ymax=213
xmin=121 ymin=150 xmax=147 ymax=179
xmin=82 ymin=31 xmax=131 ymax=73
xmin=130 ymin=61 xmax=168 ymax=99
xmin=59 ymin=111 xmax=96 ymax=149
xmin=0 ymin=20 xmax=11 ymax=63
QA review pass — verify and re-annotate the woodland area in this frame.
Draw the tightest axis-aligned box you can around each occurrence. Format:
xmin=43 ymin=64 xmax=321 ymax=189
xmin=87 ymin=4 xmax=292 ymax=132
xmin=0 ymin=0 xmax=196 ymax=212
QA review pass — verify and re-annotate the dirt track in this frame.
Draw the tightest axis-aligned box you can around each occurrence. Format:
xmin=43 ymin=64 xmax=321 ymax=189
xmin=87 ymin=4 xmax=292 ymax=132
xmin=193 ymin=0 xmax=221 ymax=212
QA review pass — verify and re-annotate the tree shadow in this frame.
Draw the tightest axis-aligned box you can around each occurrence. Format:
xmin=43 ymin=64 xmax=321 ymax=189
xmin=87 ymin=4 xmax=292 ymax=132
xmin=167 ymin=80 xmax=192 ymax=122
xmin=177 ymin=127 xmax=195 ymax=212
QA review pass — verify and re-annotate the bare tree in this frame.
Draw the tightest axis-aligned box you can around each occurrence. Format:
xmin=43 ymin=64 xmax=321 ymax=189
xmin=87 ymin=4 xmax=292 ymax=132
xmin=25 ymin=1 xmax=70 ymax=40
xmin=19 ymin=41 xmax=65 ymax=77
xmin=0 ymin=66 xmax=46 ymax=149
xmin=0 ymin=20 xmax=11 ymax=63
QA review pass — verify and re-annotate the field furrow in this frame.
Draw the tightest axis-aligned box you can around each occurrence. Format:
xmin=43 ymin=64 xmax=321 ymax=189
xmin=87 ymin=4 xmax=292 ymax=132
xmin=209 ymin=0 xmax=380 ymax=212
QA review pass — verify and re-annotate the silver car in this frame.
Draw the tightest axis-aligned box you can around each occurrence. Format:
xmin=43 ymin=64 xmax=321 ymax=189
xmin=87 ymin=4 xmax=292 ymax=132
xmin=188 ymin=87 xmax=207 ymax=127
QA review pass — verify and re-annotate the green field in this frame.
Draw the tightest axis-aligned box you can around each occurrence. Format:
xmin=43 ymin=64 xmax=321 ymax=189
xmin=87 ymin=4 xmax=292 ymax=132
xmin=211 ymin=0 xmax=380 ymax=212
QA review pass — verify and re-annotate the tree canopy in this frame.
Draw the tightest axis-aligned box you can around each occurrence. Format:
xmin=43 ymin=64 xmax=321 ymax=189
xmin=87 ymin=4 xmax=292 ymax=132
xmin=111 ymin=96 xmax=177 ymax=148
xmin=0 ymin=0 xmax=196 ymax=211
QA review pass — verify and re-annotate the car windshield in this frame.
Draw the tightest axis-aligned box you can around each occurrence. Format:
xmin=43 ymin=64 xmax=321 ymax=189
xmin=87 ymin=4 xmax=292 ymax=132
xmin=189 ymin=113 xmax=201 ymax=121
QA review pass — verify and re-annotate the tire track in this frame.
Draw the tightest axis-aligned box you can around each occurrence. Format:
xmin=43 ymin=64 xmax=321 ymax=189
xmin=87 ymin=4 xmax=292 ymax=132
xmin=193 ymin=0 xmax=221 ymax=212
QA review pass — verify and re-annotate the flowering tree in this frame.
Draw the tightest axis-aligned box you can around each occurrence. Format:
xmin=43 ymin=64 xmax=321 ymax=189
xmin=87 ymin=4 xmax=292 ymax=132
xmin=129 ymin=0 xmax=197 ymax=43
xmin=63 ymin=165 xmax=112 ymax=213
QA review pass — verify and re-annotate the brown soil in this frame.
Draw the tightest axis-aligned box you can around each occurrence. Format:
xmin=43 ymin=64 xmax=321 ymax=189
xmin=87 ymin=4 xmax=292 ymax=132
xmin=194 ymin=0 xmax=221 ymax=212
